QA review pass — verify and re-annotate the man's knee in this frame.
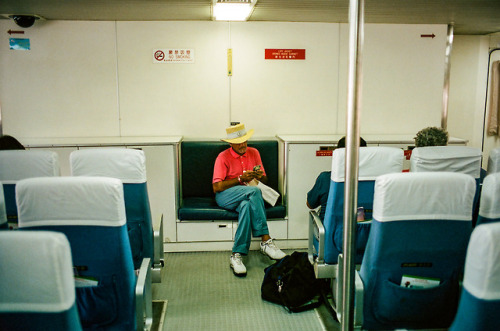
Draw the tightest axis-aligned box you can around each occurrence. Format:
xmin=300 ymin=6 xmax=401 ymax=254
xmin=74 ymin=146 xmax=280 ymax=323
xmin=239 ymin=199 xmax=249 ymax=209
xmin=246 ymin=186 xmax=262 ymax=197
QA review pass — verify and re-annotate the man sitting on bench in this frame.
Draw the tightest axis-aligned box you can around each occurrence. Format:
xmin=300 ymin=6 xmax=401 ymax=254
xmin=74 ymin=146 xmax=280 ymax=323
xmin=212 ymin=123 xmax=286 ymax=277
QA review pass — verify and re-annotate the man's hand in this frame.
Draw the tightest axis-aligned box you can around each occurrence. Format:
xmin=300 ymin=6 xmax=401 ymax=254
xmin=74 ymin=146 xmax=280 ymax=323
xmin=241 ymin=170 xmax=264 ymax=182
xmin=213 ymin=170 xmax=268 ymax=193
xmin=252 ymin=170 xmax=264 ymax=181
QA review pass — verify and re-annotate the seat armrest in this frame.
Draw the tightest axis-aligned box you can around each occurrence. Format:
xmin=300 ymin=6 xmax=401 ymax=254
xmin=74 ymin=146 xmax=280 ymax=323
xmin=308 ymin=210 xmax=325 ymax=264
xmin=136 ymin=257 xmax=153 ymax=331
xmin=309 ymin=210 xmax=336 ymax=279
xmin=333 ymin=255 xmax=364 ymax=326
xmin=354 ymin=270 xmax=364 ymax=327
xmin=152 ymin=214 xmax=165 ymax=283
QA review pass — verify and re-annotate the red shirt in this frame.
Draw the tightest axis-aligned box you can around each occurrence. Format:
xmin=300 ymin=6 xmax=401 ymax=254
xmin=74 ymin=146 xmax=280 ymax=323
xmin=212 ymin=147 xmax=266 ymax=183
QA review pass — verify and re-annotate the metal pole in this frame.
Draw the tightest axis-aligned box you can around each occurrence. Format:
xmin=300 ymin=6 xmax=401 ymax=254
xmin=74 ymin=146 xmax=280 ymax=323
xmin=342 ymin=0 xmax=364 ymax=330
xmin=481 ymin=48 xmax=500 ymax=153
xmin=441 ymin=23 xmax=454 ymax=130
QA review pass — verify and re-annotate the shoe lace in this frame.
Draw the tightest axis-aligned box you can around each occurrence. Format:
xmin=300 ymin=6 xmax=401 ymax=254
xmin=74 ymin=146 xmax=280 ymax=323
xmin=264 ymin=238 xmax=277 ymax=249
xmin=233 ymin=253 xmax=243 ymax=265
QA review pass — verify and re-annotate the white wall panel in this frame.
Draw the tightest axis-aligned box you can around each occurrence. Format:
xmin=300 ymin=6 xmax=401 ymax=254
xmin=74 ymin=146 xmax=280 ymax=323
xmin=0 ymin=20 xmax=120 ymax=138
xmin=479 ymin=45 xmax=500 ymax=169
xmin=0 ymin=20 xmax=451 ymax=141
xmin=337 ymin=24 xmax=448 ymax=135
xmin=448 ymin=36 xmax=489 ymax=151
xmin=116 ymin=21 xmax=230 ymax=138
xmin=229 ymin=22 xmax=340 ymax=137
xmin=286 ymin=143 xmax=334 ymax=239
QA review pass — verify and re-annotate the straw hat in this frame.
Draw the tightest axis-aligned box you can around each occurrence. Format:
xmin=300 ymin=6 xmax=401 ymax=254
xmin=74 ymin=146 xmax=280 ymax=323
xmin=221 ymin=123 xmax=254 ymax=144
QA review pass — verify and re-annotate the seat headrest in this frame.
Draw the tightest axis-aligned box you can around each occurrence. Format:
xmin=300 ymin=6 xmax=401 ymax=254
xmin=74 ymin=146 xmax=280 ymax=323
xmin=410 ymin=146 xmax=482 ymax=178
xmin=0 ymin=184 xmax=6 ymax=226
xmin=373 ymin=172 xmax=475 ymax=222
xmin=70 ymin=148 xmax=147 ymax=183
xmin=463 ymin=222 xmax=500 ymax=300
xmin=17 ymin=177 xmax=126 ymax=228
xmin=479 ymin=173 xmax=500 ymax=219
xmin=0 ymin=150 xmax=60 ymax=183
xmin=0 ymin=231 xmax=75 ymax=312
xmin=331 ymin=147 xmax=403 ymax=182
xmin=487 ymin=147 xmax=500 ymax=174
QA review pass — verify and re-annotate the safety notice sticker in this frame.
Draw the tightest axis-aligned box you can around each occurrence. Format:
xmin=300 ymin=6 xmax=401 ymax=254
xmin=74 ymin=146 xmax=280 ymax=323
xmin=153 ymin=49 xmax=195 ymax=63
xmin=265 ymin=49 xmax=305 ymax=60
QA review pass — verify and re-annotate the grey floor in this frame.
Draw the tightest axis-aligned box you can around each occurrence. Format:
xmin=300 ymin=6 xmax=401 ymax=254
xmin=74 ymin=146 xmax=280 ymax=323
xmin=152 ymin=250 xmax=338 ymax=331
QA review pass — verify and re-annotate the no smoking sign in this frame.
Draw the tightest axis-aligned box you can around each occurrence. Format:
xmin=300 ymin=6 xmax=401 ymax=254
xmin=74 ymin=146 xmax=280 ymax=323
xmin=153 ymin=48 xmax=195 ymax=63
xmin=154 ymin=50 xmax=165 ymax=61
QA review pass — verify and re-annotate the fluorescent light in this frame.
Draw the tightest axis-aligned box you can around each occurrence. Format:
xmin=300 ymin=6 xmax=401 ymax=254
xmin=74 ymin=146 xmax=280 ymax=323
xmin=213 ymin=1 xmax=255 ymax=21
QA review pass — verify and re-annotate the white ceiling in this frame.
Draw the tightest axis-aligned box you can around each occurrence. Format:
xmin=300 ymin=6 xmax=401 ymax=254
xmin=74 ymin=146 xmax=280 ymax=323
xmin=0 ymin=0 xmax=499 ymax=35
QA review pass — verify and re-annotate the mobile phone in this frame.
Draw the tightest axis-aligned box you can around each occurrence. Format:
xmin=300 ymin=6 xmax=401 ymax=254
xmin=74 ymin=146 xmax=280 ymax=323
xmin=253 ymin=165 xmax=261 ymax=171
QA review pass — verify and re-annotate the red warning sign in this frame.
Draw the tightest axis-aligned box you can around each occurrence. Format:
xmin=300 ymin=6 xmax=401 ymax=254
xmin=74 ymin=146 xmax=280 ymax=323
xmin=316 ymin=150 xmax=333 ymax=157
xmin=404 ymin=149 xmax=412 ymax=160
xmin=265 ymin=49 xmax=306 ymax=60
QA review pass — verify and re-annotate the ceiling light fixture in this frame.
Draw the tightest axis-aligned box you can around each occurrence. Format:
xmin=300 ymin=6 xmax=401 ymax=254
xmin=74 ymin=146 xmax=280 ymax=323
xmin=213 ymin=0 xmax=257 ymax=21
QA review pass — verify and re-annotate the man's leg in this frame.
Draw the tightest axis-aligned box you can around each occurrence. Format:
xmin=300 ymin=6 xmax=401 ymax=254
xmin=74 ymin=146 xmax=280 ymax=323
xmin=231 ymin=187 xmax=285 ymax=260
xmin=216 ymin=186 xmax=268 ymax=255
xmin=216 ymin=186 xmax=285 ymax=276
xmin=216 ymin=186 xmax=265 ymax=276
xmin=246 ymin=187 xmax=269 ymax=239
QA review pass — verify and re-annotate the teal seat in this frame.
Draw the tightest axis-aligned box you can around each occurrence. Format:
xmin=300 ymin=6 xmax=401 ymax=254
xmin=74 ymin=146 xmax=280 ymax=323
xmin=0 ymin=150 xmax=59 ymax=227
xmin=0 ymin=231 xmax=82 ymax=330
xmin=360 ymin=172 xmax=475 ymax=330
xmin=70 ymin=148 xmax=154 ymax=270
xmin=17 ymin=177 xmax=138 ymax=330
xmin=477 ymin=173 xmax=500 ymax=225
xmin=0 ymin=185 xmax=7 ymax=230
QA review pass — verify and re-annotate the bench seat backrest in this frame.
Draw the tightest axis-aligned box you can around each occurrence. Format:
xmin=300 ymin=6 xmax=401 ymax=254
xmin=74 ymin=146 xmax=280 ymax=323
xmin=180 ymin=140 xmax=280 ymax=200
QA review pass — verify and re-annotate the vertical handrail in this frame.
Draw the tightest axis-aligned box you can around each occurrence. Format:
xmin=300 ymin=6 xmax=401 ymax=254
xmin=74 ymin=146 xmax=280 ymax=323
xmin=481 ymin=48 xmax=500 ymax=153
xmin=342 ymin=0 xmax=364 ymax=330
xmin=441 ymin=23 xmax=454 ymax=130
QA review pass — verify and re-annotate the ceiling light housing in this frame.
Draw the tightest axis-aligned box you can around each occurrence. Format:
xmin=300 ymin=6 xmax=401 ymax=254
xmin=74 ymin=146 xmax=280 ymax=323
xmin=213 ymin=0 xmax=257 ymax=21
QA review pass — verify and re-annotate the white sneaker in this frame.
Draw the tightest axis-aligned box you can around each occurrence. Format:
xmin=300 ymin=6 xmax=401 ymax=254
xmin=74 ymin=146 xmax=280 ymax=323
xmin=260 ymin=238 xmax=286 ymax=260
xmin=230 ymin=253 xmax=247 ymax=277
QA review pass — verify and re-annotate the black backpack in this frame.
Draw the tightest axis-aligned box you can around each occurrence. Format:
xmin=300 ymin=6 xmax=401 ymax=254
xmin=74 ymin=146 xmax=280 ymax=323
xmin=261 ymin=251 xmax=322 ymax=313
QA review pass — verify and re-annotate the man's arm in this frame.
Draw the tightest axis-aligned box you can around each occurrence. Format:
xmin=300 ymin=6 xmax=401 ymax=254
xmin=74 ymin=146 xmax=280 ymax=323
xmin=307 ymin=171 xmax=330 ymax=209
xmin=213 ymin=178 xmax=239 ymax=193
xmin=212 ymin=170 xmax=267 ymax=193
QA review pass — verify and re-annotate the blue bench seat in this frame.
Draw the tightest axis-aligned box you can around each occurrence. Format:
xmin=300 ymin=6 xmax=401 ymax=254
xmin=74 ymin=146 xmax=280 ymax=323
xmin=178 ymin=140 xmax=286 ymax=221
xmin=179 ymin=197 xmax=286 ymax=220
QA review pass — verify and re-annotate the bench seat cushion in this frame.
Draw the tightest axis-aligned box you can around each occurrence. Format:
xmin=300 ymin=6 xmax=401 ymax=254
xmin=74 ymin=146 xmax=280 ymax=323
xmin=179 ymin=197 xmax=286 ymax=221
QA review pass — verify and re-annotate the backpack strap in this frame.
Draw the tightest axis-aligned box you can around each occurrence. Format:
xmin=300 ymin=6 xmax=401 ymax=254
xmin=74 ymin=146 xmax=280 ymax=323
xmin=278 ymin=289 xmax=322 ymax=313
